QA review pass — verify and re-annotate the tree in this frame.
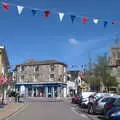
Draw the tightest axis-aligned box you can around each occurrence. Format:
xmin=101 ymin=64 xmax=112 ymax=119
xmin=85 ymin=56 xmax=118 ymax=92
xmin=92 ymin=56 xmax=118 ymax=92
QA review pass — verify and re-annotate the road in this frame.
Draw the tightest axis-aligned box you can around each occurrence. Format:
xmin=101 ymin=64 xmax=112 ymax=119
xmin=7 ymin=98 xmax=90 ymax=120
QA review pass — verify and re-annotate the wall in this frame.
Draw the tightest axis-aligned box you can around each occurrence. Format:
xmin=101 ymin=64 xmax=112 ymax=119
xmin=15 ymin=64 xmax=67 ymax=84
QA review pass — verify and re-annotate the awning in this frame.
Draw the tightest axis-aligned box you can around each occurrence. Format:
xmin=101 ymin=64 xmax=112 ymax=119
xmin=16 ymin=83 xmax=67 ymax=88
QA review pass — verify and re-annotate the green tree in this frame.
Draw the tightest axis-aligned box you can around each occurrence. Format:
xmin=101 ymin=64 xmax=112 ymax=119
xmin=85 ymin=56 xmax=118 ymax=92
xmin=93 ymin=56 xmax=118 ymax=92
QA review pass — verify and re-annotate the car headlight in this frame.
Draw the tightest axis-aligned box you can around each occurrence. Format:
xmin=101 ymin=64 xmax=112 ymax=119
xmin=111 ymin=111 xmax=120 ymax=117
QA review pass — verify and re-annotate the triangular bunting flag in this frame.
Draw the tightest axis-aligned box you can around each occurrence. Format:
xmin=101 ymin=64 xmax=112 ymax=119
xmin=31 ymin=9 xmax=38 ymax=16
xmin=93 ymin=19 xmax=99 ymax=24
xmin=2 ymin=3 xmax=9 ymax=10
xmin=112 ymin=21 xmax=117 ymax=24
xmin=17 ymin=5 xmax=24 ymax=15
xmin=82 ymin=17 xmax=88 ymax=24
xmin=104 ymin=21 xmax=108 ymax=28
xmin=70 ymin=15 xmax=76 ymax=23
xmin=44 ymin=10 xmax=51 ymax=18
xmin=58 ymin=12 xmax=64 ymax=22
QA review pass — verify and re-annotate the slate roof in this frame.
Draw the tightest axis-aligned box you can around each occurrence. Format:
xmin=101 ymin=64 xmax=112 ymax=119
xmin=16 ymin=59 xmax=67 ymax=67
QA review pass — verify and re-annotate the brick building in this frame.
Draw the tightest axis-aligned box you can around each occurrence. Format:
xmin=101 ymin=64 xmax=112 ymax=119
xmin=13 ymin=59 xmax=67 ymax=98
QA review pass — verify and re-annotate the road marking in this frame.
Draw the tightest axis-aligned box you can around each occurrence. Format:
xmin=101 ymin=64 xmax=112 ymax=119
xmin=6 ymin=103 xmax=28 ymax=120
xmin=71 ymin=107 xmax=89 ymax=119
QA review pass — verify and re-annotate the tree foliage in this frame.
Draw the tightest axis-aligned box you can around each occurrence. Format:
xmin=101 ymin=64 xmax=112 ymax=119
xmin=87 ymin=56 xmax=118 ymax=92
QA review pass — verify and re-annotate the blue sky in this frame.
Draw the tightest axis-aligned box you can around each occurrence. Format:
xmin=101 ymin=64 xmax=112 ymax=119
xmin=1 ymin=0 xmax=120 ymax=69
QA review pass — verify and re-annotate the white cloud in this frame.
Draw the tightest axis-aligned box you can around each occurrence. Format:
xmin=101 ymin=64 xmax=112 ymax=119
xmin=68 ymin=38 xmax=79 ymax=46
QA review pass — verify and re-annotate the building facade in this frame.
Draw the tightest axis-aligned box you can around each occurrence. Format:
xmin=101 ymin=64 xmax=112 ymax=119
xmin=108 ymin=46 xmax=120 ymax=93
xmin=13 ymin=60 xmax=67 ymax=98
xmin=67 ymin=70 xmax=86 ymax=97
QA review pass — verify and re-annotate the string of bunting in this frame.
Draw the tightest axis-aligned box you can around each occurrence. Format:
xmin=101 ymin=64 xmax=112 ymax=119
xmin=1 ymin=2 xmax=120 ymax=28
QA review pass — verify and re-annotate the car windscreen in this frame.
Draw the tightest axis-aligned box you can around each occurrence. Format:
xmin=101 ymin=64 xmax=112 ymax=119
xmin=107 ymin=98 xmax=117 ymax=103
xmin=101 ymin=97 xmax=111 ymax=102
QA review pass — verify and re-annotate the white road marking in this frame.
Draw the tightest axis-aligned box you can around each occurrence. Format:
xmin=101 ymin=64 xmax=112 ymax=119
xmin=71 ymin=107 xmax=89 ymax=119
xmin=6 ymin=103 xmax=28 ymax=120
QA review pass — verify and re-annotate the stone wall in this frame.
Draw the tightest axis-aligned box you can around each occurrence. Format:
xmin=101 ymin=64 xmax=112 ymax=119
xmin=15 ymin=64 xmax=67 ymax=84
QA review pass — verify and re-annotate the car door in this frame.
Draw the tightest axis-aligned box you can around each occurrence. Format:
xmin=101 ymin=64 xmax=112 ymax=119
xmin=96 ymin=97 xmax=110 ymax=112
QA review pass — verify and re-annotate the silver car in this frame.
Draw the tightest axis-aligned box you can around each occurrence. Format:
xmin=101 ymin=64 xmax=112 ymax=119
xmin=88 ymin=96 xmax=115 ymax=114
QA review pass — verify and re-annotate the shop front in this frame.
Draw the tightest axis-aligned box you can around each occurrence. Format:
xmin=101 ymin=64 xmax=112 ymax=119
xmin=16 ymin=83 xmax=67 ymax=98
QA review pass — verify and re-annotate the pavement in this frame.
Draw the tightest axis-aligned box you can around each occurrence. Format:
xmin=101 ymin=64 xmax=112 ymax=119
xmin=0 ymin=103 xmax=25 ymax=120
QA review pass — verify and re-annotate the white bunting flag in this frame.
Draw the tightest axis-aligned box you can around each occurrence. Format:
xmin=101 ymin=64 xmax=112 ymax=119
xmin=58 ymin=12 xmax=64 ymax=22
xmin=93 ymin=19 xmax=99 ymax=24
xmin=17 ymin=5 xmax=24 ymax=15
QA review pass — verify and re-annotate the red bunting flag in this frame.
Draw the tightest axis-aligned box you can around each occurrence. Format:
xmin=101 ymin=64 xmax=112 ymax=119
xmin=44 ymin=10 xmax=51 ymax=18
xmin=112 ymin=21 xmax=117 ymax=24
xmin=2 ymin=3 xmax=9 ymax=10
xmin=82 ymin=17 xmax=88 ymax=24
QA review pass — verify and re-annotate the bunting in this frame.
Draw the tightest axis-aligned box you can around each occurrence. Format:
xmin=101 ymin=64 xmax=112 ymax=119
xmin=104 ymin=21 xmax=108 ymax=28
xmin=2 ymin=3 xmax=9 ymax=10
xmin=0 ymin=2 xmax=119 ymax=28
xmin=31 ymin=9 xmax=38 ymax=16
xmin=93 ymin=19 xmax=99 ymax=24
xmin=44 ymin=10 xmax=51 ymax=18
xmin=58 ymin=12 xmax=64 ymax=22
xmin=82 ymin=17 xmax=88 ymax=24
xmin=17 ymin=5 xmax=24 ymax=15
xmin=70 ymin=15 xmax=76 ymax=23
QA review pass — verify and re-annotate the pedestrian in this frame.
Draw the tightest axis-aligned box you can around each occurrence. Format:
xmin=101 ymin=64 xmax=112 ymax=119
xmin=88 ymin=94 xmax=95 ymax=114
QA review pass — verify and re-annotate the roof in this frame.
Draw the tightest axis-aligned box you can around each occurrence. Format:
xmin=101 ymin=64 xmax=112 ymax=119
xmin=16 ymin=59 xmax=67 ymax=67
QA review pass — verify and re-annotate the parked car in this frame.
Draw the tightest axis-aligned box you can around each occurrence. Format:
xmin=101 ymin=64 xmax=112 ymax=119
xmin=88 ymin=96 xmax=115 ymax=114
xmin=81 ymin=92 xmax=96 ymax=108
xmin=94 ymin=93 xmax=113 ymax=100
xmin=104 ymin=96 xmax=119 ymax=115
xmin=105 ymin=97 xmax=120 ymax=120
xmin=72 ymin=95 xmax=81 ymax=104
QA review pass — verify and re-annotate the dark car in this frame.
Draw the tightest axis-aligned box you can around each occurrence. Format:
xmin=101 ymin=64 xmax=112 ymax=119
xmin=104 ymin=96 xmax=119 ymax=115
xmin=72 ymin=96 xmax=81 ymax=104
xmin=105 ymin=97 xmax=120 ymax=120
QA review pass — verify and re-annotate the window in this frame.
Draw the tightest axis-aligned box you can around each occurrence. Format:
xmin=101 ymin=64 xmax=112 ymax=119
xmin=21 ymin=75 xmax=24 ymax=80
xmin=35 ymin=66 xmax=39 ymax=72
xmin=113 ymin=98 xmax=120 ymax=107
xmin=117 ymin=52 xmax=120 ymax=58
xmin=50 ymin=74 xmax=54 ymax=78
xmin=34 ymin=74 xmax=38 ymax=80
xmin=112 ymin=52 xmax=115 ymax=58
xmin=21 ymin=66 xmax=24 ymax=71
xmin=50 ymin=64 xmax=54 ymax=71
xmin=101 ymin=97 xmax=111 ymax=102
xmin=116 ymin=60 xmax=120 ymax=65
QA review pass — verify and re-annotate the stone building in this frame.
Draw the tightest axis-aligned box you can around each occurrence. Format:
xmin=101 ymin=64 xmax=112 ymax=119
xmin=108 ymin=46 xmax=120 ymax=93
xmin=13 ymin=59 xmax=67 ymax=98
